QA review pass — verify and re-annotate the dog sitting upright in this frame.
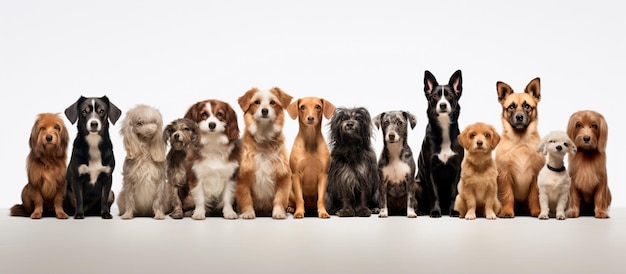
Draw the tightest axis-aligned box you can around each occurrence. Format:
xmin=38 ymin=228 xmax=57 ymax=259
xmin=416 ymin=70 xmax=464 ymax=217
xmin=536 ymin=130 xmax=576 ymax=220
xmin=63 ymin=96 xmax=122 ymax=219
xmin=374 ymin=111 xmax=419 ymax=218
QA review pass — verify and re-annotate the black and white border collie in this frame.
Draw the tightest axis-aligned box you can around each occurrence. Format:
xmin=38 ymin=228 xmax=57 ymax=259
xmin=416 ymin=70 xmax=464 ymax=218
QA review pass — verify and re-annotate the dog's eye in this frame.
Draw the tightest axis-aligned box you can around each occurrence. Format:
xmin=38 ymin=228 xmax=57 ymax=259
xmin=136 ymin=121 xmax=143 ymax=126
xmin=564 ymin=143 xmax=569 ymax=147
xmin=507 ymin=104 xmax=516 ymax=110
xmin=383 ymin=121 xmax=390 ymax=127
xmin=217 ymin=111 xmax=223 ymax=117
xmin=98 ymin=109 xmax=105 ymax=116
xmin=270 ymin=100 xmax=276 ymax=105
xmin=300 ymin=105 xmax=306 ymax=110
xmin=591 ymin=124 xmax=598 ymax=130
xmin=469 ymin=133 xmax=476 ymax=139
xmin=315 ymin=105 xmax=321 ymax=110
xmin=183 ymin=127 xmax=190 ymax=131
xmin=485 ymin=133 xmax=490 ymax=138
xmin=396 ymin=121 xmax=403 ymax=126
xmin=575 ymin=122 xmax=582 ymax=129
xmin=254 ymin=100 xmax=260 ymax=105
xmin=54 ymin=125 xmax=61 ymax=131
xmin=522 ymin=103 xmax=532 ymax=110
xmin=201 ymin=112 xmax=209 ymax=118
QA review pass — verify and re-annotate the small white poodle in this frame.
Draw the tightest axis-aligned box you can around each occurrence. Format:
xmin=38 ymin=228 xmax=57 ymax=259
xmin=536 ymin=130 xmax=577 ymax=220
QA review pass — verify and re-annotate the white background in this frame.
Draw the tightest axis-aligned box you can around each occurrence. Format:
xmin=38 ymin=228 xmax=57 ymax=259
xmin=1 ymin=0 xmax=623 ymax=209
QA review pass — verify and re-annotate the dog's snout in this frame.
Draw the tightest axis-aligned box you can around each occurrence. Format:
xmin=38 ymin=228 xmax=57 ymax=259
xmin=556 ymin=145 xmax=562 ymax=151
xmin=583 ymin=136 xmax=591 ymax=143
xmin=173 ymin=133 xmax=180 ymax=140
xmin=346 ymin=122 xmax=354 ymax=129
xmin=515 ymin=114 xmax=524 ymax=122
xmin=476 ymin=140 xmax=483 ymax=147
xmin=388 ymin=133 xmax=396 ymax=141
xmin=90 ymin=121 xmax=99 ymax=129
xmin=45 ymin=135 xmax=53 ymax=142
xmin=208 ymin=122 xmax=216 ymax=130
xmin=261 ymin=108 xmax=269 ymax=116
xmin=439 ymin=103 xmax=447 ymax=110
xmin=307 ymin=116 xmax=314 ymax=122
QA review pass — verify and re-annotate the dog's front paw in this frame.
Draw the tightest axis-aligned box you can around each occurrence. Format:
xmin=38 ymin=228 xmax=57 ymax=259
xmin=378 ymin=208 xmax=388 ymax=218
xmin=74 ymin=212 xmax=85 ymax=219
xmin=191 ymin=212 xmax=206 ymax=220
xmin=101 ymin=212 xmax=113 ymax=219
xmin=30 ymin=212 xmax=42 ymax=219
xmin=272 ymin=207 xmax=287 ymax=219
xmin=566 ymin=209 xmax=579 ymax=218
xmin=497 ymin=210 xmax=515 ymax=218
xmin=356 ymin=207 xmax=372 ymax=217
xmin=170 ymin=209 xmax=183 ymax=219
xmin=556 ymin=213 xmax=566 ymax=220
xmin=429 ymin=210 xmax=442 ymax=218
xmin=464 ymin=212 xmax=476 ymax=220
xmin=538 ymin=212 xmax=549 ymax=220
xmin=121 ymin=212 xmax=134 ymax=220
xmin=240 ymin=211 xmax=256 ymax=219
xmin=336 ymin=208 xmax=355 ymax=217
xmin=153 ymin=211 xmax=166 ymax=220
xmin=318 ymin=210 xmax=331 ymax=219
xmin=485 ymin=212 xmax=497 ymax=220
xmin=595 ymin=211 xmax=610 ymax=219
xmin=55 ymin=211 xmax=69 ymax=219
xmin=223 ymin=211 xmax=238 ymax=220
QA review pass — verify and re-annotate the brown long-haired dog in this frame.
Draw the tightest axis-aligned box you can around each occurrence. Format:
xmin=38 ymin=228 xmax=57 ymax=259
xmin=11 ymin=113 xmax=70 ymax=219
xmin=566 ymin=110 xmax=611 ymax=218
xmin=495 ymin=78 xmax=545 ymax=218
xmin=454 ymin=122 xmax=501 ymax=220
xmin=286 ymin=97 xmax=336 ymax=218
xmin=236 ymin=87 xmax=293 ymax=219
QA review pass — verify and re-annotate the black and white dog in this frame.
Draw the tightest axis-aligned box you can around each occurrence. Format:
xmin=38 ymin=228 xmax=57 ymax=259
xmin=325 ymin=107 xmax=380 ymax=217
xmin=416 ymin=70 xmax=464 ymax=217
xmin=63 ymin=96 xmax=122 ymax=219
xmin=374 ymin=111 xmax=419 ymax=218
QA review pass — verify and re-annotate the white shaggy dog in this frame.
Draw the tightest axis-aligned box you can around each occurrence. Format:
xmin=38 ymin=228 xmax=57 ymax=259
xmin=117 ymin=104 xmax=168 ymax=219
xmin=536 ymin=130 xmax=576 ymax=220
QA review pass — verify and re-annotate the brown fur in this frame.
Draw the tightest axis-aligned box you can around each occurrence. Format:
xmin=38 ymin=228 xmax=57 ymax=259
xmin=235 ymin=87 xmax=293 ymax=219
xmin=286 ymin=97 xmax=336 ymax=218
xmin=566 ymin=110 xmax=611 ymax=218
xmin=11 ymin=113 xmax=70 ymax=219
xmin=455 ymin=122 xmax=501 ymax=220
xmin=495 ymin=78 xmax=545 ymax=218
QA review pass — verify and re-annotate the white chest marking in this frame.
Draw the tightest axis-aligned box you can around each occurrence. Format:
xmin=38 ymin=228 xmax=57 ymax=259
xmin=78 ymin=133 xmax=111 ymax=184
xmin=437 ymin=114 xmax=456 ymax=164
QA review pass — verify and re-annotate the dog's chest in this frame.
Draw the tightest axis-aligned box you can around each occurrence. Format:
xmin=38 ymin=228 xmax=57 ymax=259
xmin=78 ymin=134 xmax=111 ymax=184
xmin=252 ymin=151 xmax=284 ymax=204
xmin=382 ymin=144 xmax=411 ymax=183
xmin=435 ymin=116 xmax=456 ymax=164
xmin=193 ymin=143 xmax=238 ymax=195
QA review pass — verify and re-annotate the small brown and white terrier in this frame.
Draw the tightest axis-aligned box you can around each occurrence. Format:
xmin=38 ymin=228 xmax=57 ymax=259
xmin=11 ymin=113 xmax=70 ymax=219
xmin=286 ymin=97 xmax=336 ymax=218
xmin=236 ymin=87 xmax=293 ymax=219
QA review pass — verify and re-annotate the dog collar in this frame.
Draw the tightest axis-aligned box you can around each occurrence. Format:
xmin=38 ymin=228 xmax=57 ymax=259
xmin=547 ymin=164 xmax=566 ymax=172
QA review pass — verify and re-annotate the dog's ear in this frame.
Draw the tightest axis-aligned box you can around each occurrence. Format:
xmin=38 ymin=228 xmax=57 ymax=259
xmin=424 ymin=70 xmax=438 ymax=95
xmin=190 ymin=122 xmax=201 ymax=147
xmin=225 ymin=104 xmax=240 ymax=141
xmin=64 ymin=96 xmax=85 ymax=124
xmin=457 ymin=127 xmax=470 ymax=150
xmin=322 ymin=99 xmax=336 ymax=120
xmin=163 ymin=122 xmax=173 ymax=145
xmin=287 ymin=99 xmax=300 ymax=120
xmin=489 ymin=126 xmax=501 ymax=149
xmin=102 ymin=96 xmax=122 ymax=125
xmin=238 ymin=88 xmax=258 ymax=113
xmin=271 ymin=87 xmax=293 ymax=109
xmin=524 ymin=78 xmax=541 ymax=102
xmin=29 ymin=116 xmax=42 ymax=158
xmin=596 ymin=112 xmax=608 ymax=153
xmin=568 ymin=138 xmax=577 ymax=154
xmin=536 ymin=136 xmax=547 ymax=155
xmin=496 ymin=81 xmax=514 ymax=104
xmin=150 ymin=114 xmax=167 ymax=162
xmin=57 ymin=116 xmax=70 ymax=158
xmin=448 ymin=70 xmax=462 ymax=98
xmin=120 ymin=114 xmax=141 ymax=160
xmin=402 ymin=111 xmax=417 ymax=129
xmin=373 ymin=112 xmax=384 ymax=130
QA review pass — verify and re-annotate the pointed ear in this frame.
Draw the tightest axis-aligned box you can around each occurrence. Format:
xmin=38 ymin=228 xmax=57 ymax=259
xmin=448 ymin=70 xmax=462 ymax=98
xmin=287 ymin=99 xmax=299 ymax=120
xmin=103 ymin=96 xmax=122 ymax=125
xmin=424 ymin=70 xmax=438 ymax=95
xmin=524 ymin=77 xmax=541 ymax=102
xmin=373 ymin=113 xmax=383 ymax=130
xmin=496 ymin=81 xmax=514 ymax=104
xmin=64 ymin=96 xmax=84 ymax=124
xmin=403 ymin=111 xmax=417 ymax=129
xmin=238 ymin=88 xmax=258 ymax=113
xmin=322 ymin=99 xmax=336 ymax=119
xmin=271 ymin=87 xmax=293 ymax=108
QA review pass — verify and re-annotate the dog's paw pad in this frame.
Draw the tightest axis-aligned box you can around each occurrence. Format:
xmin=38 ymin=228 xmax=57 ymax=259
xmin=538 ymin=213 xmax=549 ymax=220
xmin=191 ymin=213 xmax=206 ymax=220
xmin=464 ymin=214 xmax=476 ymax=220
xmin=101 ymin=212 xmax=113 ymax=219
xmin=318 ymin=211 xmax=331 ymax=219
xmin=556 ymin=214 xmax=566 ymax=220
xmin=56 ymin=212 xmax=69 ymax=219
xmin=74 ymin=213 xmax=85 ymax=219
xmin=486 ymin=214 xmax=497 ymax=220
xmin=223 ymin=212 xmax=238 ymax=220
xmin=30 ymin=212 xmax=42 ymax=219
xmin=240 ymin=212 xmax=256 ymax=219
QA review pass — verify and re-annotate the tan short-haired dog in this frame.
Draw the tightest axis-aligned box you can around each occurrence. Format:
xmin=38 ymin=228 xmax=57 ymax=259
xmin=454 ymin=122 xmax=501 ymax=220
xmin=287 ymin=97 xmax=336 ymax=218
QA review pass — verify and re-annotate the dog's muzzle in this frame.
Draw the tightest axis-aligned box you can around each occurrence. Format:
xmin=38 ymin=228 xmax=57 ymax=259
xmin=88 ymin=119 xmax=101 ymax=133
xmin=510 ymin=112 xmax=528 ymax=129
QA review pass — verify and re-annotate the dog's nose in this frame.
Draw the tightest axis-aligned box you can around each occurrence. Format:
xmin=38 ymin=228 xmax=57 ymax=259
xmin=439 ymin=103 xmax=447 ymax=110
xmin=556 ymin=145 xmax=562 ymax=151
xmin=307 ymin=116 xmax=314 ymax=122
xmin=346 ymin=122 xmax=354 ymax=129
xmin=90 ymin=121 xmax=99 ymax=129
xmin=476 ymin=140 xmax=483 ymax=147
xmin=388 ymin=133 xmax=396 ymax=141
xmin=515 ymin=114 xmax=524 ymax=122
xmin=45 ymin=135 xmax=53 ymax=142
xmin=208 ymin=122 xmax=216 ymax=130
xmin=173 ymin=133 xmax=180 ymax=140
xmin=583 ymin=136 xmax=591 ymax=143
xmin=261 ymin=108 xmax=269 ymax=116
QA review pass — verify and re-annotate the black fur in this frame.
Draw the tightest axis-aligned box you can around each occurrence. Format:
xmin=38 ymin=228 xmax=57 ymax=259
xmin=416 ymin=70 xmax=464 ymax=218
xmin=325 ymin=107 xmax=380 ymax=217
xmin=63 ymin=96 xmax=121 ymax=219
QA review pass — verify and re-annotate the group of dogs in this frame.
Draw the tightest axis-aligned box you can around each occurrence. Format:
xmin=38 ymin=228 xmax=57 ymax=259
xmin=10 ymin=70 xmax=612 ymax=221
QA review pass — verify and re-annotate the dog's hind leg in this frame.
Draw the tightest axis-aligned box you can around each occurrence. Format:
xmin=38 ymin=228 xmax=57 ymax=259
xmin=497 ymin=172 xmax=515 ymax=218
xmin=53 ymin=188 xmax=68 ymax=219
xmin=100 ymin=177 xmax=114 ymax=219
xmin=528 ymin=177 xmax=541 ymax=217
xmin=555 ymin=191 xmax=568 ymax=220
xmin=316 ymin=173 xmax=330 ymax=218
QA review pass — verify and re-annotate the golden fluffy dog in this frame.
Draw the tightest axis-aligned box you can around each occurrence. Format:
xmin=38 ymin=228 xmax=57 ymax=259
xmin=11 ymin=113 xmax=70 ymax=219
xmin=454 ymin=122 xmax=501 ymax=220
xmin=236 ymin=87 xmax=293 ymax=219
xmin=495 ymin=78 xmax=545 ymax=218
xmin=286 ymin=97 xmax=336 ymax=218
xmin=566 ymin=110 xmax=611 ymax=218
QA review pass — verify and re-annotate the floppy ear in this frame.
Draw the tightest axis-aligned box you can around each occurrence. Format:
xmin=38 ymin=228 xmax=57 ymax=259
xmin=121 ymin=115 xmax=141 ymax=160
xmin=64 ymin=96 xmax=84 ymax=124
xmin=322 ymin=99 xmax=336 ymax=120
xmin=163 ymin=122 xmax=173 ymax=145
xmin=568 ymin=137 xmax=577 ymax=154
xmin=102 ymin=96 xmax=122 ymax=125
xmin=496 ymin=82 xmax=514 ymax=104
xmin=457 ymin=128 xmax=470 ymax=150
xmin=524 ymin=77 xmax=541 ymax=102
xmin=403 ymin=111 xmax=417 ymax=129
xmin=57 ymin=118 xmax=70 ymax=158
xmin=238 ymin=88 xmax=257 ymax=113
xmin=29 ymin=118 xmax=42 ymax=158
xmin=373 ymin=113 xmax=384 ymax=130
xmin=271 ymin=87 xmax=293 ymax=108
xmin=225 ymin=104 xmax=240 ymax=141
xmin=150 ymin=118 xmax=166 ymax=162
xmin=189 ymin=121 xmax=201 ymax=148
xmin=424 ymin=70 xmax=438 ymax=95
xmin=287 ymin=99 xmax=300 ymax=120
xmin=490 ymin=127 xmax=501 ymax=149
xmin=566 ymin=112 xmax=579 ymax=141
xmin=596 ymin=112 xmax=608 ymax=153
xmin=448 ymin=70 xmax=463 ymax=98
xmin=536 ymin=136 xmax=547 ymax=155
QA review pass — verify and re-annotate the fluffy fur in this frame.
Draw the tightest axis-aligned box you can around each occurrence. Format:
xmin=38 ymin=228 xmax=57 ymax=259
xmin=325 ymin=107 xmax=380 ymax=217
xmin=536 ymin=130 xmax=576 ymax=220
xmin=11 ymin=113 xmax=70 ymax=219
xmin=185 ymin=99 xmax=241 ymax=220
xmin=117 ymin=104 xmax=168 ymax=219
xmin=287 ymin=97 xmax=336 ymax=218
xmin=495 ymin=78 xmax=545 ymax=218
xmin=374 ymin=110 xmax=419 ymax=218
xmin=566 ymin=110 xmax=611 ymax=218
xmin=416 ymin=70 xmax=464 ymax=217
xmin=163 ymin=118 xmax=199 ymax=219
xmin=236 ymin=87 xmax=293 ymax=219
xmin=454 ymin=122 xmax=501 ymax=220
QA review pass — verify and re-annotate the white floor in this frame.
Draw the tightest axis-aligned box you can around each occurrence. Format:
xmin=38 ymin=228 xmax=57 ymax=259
xmin=1 ymin=208 xmax=625 ymax=274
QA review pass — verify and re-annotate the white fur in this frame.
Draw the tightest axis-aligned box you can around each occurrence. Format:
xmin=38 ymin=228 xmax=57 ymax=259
xmin=437 ymin=114 xmax=456 ymax=164
xmin=537 ymin=131 xmax=576 ymax=220
xmin=78 ymin=133 xmax=111 ymax=184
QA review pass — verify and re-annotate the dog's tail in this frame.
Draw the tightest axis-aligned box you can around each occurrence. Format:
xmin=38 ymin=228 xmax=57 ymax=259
xmin=9 ymin=204 xmax=29 ymax=217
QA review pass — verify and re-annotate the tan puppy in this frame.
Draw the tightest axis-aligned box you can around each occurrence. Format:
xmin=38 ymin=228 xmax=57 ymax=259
xmin=236 ymin=87 xmax=293 ymax=219
xmin=286 ymin=97 xmax=336 ymax=218
xmin=566 ymin=110 xmax=611 ymax=218
xmin=454 ymin=122 xmax=501 ymax=220
xmin=495 ymin=78 xmax=545 ymax=218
